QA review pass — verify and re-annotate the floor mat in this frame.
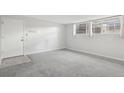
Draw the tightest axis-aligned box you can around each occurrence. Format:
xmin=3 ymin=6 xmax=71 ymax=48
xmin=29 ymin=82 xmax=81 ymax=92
xmin=0 ymin=56 xmax=32 ymax=68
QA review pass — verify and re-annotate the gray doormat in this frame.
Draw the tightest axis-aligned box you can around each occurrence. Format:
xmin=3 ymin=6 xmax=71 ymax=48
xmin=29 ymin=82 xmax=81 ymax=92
xmin=0 ymin=56 xmax=32 ymax=68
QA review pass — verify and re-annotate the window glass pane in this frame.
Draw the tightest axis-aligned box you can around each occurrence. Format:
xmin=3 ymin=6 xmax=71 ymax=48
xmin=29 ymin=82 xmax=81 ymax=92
xmin=92 ymin=17 xmax=120 ymax=34
xmin=92 ymin=23 xmax=102 ymax=34
xmin=75 ymin=23 xmax=89 ymax=35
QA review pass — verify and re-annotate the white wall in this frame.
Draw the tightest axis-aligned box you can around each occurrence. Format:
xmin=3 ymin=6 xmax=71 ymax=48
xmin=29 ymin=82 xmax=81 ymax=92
xmin=24 ymin=18 xmax=66 ymax=55
xmin=66 ymin=22 xmax=124 ymax=61
xmin=0 ymin=16 xmax=66 ymax=58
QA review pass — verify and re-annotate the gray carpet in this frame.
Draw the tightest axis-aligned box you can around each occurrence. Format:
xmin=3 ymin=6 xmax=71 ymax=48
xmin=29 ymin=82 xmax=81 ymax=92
xmin=0 ymin=49 xmax=124 ymax=77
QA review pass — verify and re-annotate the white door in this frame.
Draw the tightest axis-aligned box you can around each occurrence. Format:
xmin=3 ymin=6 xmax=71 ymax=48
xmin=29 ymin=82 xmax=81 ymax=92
xmin=1 ymin=17 xmax=24 ymax=58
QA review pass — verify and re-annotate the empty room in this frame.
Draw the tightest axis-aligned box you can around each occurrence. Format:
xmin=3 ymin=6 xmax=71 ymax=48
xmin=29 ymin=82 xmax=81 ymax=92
xmin=0 ymin=15 xmax=124 ymax=77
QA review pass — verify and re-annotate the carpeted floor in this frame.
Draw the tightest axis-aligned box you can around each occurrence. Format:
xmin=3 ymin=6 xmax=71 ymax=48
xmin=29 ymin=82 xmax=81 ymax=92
xmin=0 ymin=49 xmax=124 ymax=77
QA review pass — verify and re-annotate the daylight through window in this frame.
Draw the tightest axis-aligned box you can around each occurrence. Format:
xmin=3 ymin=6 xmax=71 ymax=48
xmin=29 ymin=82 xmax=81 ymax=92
xmin=73 ymin=16 xmax=121 ymax=36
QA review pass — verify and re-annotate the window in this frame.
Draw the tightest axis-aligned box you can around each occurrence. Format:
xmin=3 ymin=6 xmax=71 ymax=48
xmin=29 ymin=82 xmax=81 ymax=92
xmin=74 ymin=22 xmax=89 ymax=35
xmin=92 ymin=17 xmax=121 ymax=35
xmin=73 ymin=16 xmax=121 ymax=37
xmin=92 ymin=22 xmax=102 ymax=34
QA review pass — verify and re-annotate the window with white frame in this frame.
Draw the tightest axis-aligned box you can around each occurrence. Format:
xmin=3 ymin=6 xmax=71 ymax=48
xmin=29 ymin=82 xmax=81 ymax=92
xmin=73 ymin=16 xmax=121 ymax=37
xmin=74 ymin=22 xmax=89 ymax=35
xmin=92 ymin=17 xmax=121 ymax=35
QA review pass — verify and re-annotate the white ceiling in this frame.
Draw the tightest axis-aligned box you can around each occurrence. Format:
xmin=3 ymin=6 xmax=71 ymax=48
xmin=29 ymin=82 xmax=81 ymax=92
xmin=26 ymin=15 xmax=112 ymax=24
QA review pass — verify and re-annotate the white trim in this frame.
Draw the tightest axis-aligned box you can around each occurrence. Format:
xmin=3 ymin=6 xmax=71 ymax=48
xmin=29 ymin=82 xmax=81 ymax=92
xmin=24 ymin=48 xmax=65 ymax=55
xmin=120 ymin=16 xmax=124 ymax=38
xmin=67 ymin=47 xmax=124 ymax=63
xmin=73 ymin=24 xmax=76 ymax=36
xmin=89 ymin=21 xmax=93 ymax=37
xmin=0 ymin=16 xmax=1 ymax=65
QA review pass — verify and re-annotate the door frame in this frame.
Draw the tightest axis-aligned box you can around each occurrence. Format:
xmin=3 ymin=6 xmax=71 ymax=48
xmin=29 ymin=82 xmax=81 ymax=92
xmin=0 ymin=16 xmax=25 ymax=59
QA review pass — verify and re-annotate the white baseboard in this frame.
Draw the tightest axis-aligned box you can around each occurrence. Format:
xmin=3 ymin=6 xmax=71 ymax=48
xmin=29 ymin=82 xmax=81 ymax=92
xmin=67 ymin=47 xmax=124 ymax=64
xmin=24 ymin=47 xmax=65 ymax=55
xmin=1 ymin=48 xmax=65 ymax=60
